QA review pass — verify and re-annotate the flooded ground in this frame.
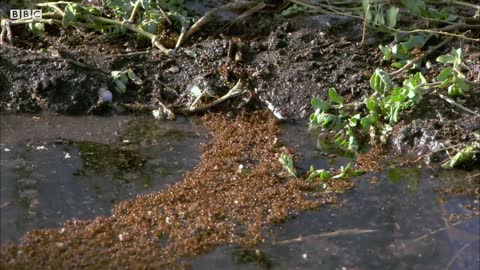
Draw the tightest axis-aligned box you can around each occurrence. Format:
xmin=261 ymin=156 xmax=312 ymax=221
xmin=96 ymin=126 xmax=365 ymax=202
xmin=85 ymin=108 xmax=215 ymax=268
xmin=0 ymin=115 xmax=478 ymax=268
xmin=0 ymin=113 xmax=206 ymax=244
xmin=191 ymin=123 xmax=479 ymax=269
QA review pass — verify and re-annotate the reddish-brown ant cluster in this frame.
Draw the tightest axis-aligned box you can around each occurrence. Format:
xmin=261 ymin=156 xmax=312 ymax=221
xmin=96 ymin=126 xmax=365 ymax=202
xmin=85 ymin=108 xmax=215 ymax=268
xmin=1 ymin=112 xmax=336 ymax=269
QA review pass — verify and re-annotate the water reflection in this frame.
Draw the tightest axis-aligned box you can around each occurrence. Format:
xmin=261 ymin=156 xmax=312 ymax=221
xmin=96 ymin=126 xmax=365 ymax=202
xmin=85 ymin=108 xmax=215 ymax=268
xmin=0 ymin=114 xmax=206 ymax=244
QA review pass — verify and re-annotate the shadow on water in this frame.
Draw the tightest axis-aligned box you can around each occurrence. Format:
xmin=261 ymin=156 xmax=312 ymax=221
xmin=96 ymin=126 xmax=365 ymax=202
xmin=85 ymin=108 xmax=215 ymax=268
xmin=190 ymin=122 xmax=479 ymax=270
xmin=0 ymin=113 xmax=207 ymax=244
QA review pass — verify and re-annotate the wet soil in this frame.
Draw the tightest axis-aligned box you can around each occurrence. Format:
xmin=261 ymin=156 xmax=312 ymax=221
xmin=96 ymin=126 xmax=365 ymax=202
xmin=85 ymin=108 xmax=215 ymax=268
xmin=0 ymin=14 xmax=378 ymax=117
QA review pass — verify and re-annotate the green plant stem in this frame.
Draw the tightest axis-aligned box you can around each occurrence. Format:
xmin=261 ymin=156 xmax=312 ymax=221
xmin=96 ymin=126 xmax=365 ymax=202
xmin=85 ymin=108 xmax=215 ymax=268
xmin=155 ymin=2 xmax=172 ymax=25
xmin=389 ymin=37 xmax=452 ymax=77
xmin=129 ymin=0 xmax=141 ymax=23
xmin=180 ymin=80 xmax=244 ymax=113
xmin=437 ymin=93 xmax=480 ymax=117
xmin=36 ymin=1 xmax=74 ymax=5
xmin=0 ymin=25 xmax=8 ymax=44
xmin=5 ymin=18 xmax=57 ymax=26
xmin=84 ymin=15 xmax=175 ymax=56
xmin=36 ymin=3 xmax=65 ymax=16
xmin=34 ymin=2 xmax=174 ymax=55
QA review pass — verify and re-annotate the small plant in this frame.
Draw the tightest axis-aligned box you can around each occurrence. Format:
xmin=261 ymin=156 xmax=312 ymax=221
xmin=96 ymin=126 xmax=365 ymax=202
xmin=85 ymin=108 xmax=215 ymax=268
xmin=307 ymin=165 xmax=330 ymax=181
xmin=436 ymin=48 xmax=470 ymax=96
xmin=1 ymin=1 xmax=196 ymax=54
xmin=310 ymin=88 xmax=360 ymax=152
xmin=278 ymin=153 xmax=296 ymax=177
xmin=111 ymin=68 xmax=143 ymax=94
xmin=441 ymin=142 xmax=480 ymax=169
xmin=379 ymin=34 xmax=428 ymax=69
xmin=310 ymin=69 xmax=426 ymax=151
xmin=332 ymin=163 xmax=353 ymax=179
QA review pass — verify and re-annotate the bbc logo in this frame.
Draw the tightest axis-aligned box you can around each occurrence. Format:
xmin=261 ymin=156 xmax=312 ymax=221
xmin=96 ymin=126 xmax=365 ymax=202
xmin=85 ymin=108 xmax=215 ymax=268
xmin=10 ymin=9 xmax=42 ymax=20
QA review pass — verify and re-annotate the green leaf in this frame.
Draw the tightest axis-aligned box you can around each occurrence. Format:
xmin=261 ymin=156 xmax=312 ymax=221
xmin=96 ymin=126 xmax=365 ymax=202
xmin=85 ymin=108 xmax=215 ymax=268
xmin=185 ymin=50 xmax=197 ymax=58
xmin=456 ymin=77 xmax=470 ymax=92
xmin=140 ymin=19 xmax=159 ymax=34
xmin=436 ymin=54 xmax=455 ymax=64
xmin=441 ymin=142 xmax=480 ymax=169
xmin=140 ymin=0 xmax=151 ymax=10
xmin=307 ymin=167 xmax=331 ymax=181
xmin=81 ymin=5 xmax=102 ymax=16
xmin=360 ymin=114 xmax=377 ymax=130
xmin=370 ymin=69 xmax=393 ymax=95
xmin=379 ymin=45 xmax=392 ymax=60
xmin=311 ymin=98 xmax=330 ymax=112
xmin=400 ymin=34 xmax=426 ymax=51
xmin=386 ymin=6 xmax=399 ymax=28
xmin=447 ymin=84 xmax=463 ymax=96
xmin=437 ymin=67 xmax=453 ymax=81
xmin=366 ymin=97 xmax=379 ymax=111
xmin=279 ymin=153 xmax=296 ymax=177
xmin=348 ymin=114 xmax=361 ymax=127
xmin=391 ymin=61 xmax=406 ymax=68
xmin=328 ymin=88 xmax=344 ymax=105
xmin=400 ymin=0 xmax=427 ymax=15
xmin=391 ymin=44 xmax=411 ymax=60
xmin=63 ymin=4 xmax=76 ymax=27
xmin=332 ymin=163 xmax=353 ymax=179
xmin=280 ymin=4 xmax=310 ymax=17
xmin=28 ymin=22 xmax=44 ymax=36
xmin=389 ymin=104 xmax=401 ymax=124
xmin=113 ymin=79 xmax=127 ymax=94
xmin=348 ymin=135 xmax=359 ymax=152
xmin=438 ymin=76 xmax=453 ymax=88
xmin=127 ymin=69 xmax=143 ymax=85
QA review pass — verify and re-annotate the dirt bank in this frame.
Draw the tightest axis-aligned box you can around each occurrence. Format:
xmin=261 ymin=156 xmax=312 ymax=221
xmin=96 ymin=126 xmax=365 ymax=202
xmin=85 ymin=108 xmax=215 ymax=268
xmin=2 ymin=12 xmax=478 ymax=163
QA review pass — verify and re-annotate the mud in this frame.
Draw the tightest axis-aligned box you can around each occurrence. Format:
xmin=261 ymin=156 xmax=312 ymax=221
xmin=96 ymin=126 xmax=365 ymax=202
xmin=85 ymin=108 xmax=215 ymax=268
xmin=391 ymin=93 xmax=480 ymax=166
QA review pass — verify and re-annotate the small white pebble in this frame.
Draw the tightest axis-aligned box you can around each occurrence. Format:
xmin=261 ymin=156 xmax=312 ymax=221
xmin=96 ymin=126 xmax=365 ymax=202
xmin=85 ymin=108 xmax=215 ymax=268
xmin=64 ymin=153 xmax=71 ymax=159
xmin=118 ymin=234 xmax=124 ymax=241
xmin=302 ymin=253 xmax=308 ymax=259
xmin=4 ymin=148 xmax=10 ymax=152
xmin=98 ymin=88 xmax=112 ymax=103
xmin=36 ymin=146 xmax=46 ymax=150
xmin=123 ymin=140 xmax=130 ymax=143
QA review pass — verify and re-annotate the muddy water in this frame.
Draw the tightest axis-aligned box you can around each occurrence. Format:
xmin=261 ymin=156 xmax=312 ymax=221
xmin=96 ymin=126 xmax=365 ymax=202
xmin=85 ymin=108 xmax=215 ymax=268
xmin=1 ymin=116 xmax=478 ymax=269
xmin=0 ymin=113 xmax=206 ymax=244
xmin=190 ymin=123 xmax=480 ymax=270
